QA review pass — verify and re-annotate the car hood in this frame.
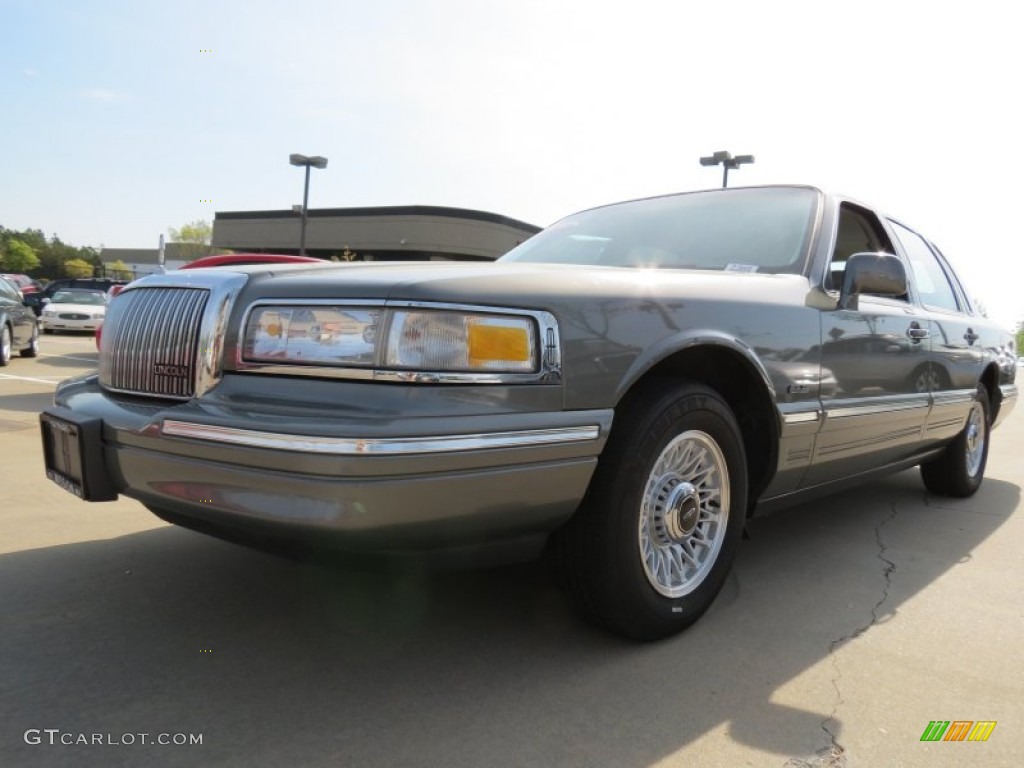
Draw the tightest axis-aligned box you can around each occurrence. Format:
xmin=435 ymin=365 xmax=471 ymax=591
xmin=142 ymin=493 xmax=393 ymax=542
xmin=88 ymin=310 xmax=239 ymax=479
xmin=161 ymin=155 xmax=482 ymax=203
xmin=234 ymin=261 xmax=812 ymax=309
xmin=45 ymin=303 xmax=106 ymax=313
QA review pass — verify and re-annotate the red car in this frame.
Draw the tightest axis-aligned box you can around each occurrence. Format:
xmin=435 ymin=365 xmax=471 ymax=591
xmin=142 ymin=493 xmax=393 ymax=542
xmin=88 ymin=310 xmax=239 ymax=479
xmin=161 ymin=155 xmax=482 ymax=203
xmin=1 ymin=273 xmax=42 ymax=296
xmin=179 ymin=253 xmax=321 ymax=269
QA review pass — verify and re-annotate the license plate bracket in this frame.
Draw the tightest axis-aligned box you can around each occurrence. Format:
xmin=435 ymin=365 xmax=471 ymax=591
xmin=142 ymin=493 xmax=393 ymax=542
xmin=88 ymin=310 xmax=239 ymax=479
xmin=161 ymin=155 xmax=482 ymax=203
xmin=40 ymin=407 xmax=118 ymax=501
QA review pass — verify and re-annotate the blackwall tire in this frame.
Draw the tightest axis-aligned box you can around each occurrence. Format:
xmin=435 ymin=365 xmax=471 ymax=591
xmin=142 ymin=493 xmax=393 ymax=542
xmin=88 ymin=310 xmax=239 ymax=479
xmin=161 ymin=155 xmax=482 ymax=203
xmin=556 ymin=380 xmax=748 ymax=641
xmin=920 ymin=384 xmax=990 ymax=498
xmin=20 ymin=323 xmax=39 ymax=358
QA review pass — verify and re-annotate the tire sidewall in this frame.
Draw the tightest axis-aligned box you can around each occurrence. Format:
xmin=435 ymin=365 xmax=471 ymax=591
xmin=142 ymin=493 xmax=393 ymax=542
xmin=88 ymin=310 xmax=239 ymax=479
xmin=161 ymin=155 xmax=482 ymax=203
xmin=962 ymin=385 xmax=991 ymax=493
xmin=23 ymin=323 xmax=39 ymax=357
xmin=920 ymin=383 xmax=992 ymax=498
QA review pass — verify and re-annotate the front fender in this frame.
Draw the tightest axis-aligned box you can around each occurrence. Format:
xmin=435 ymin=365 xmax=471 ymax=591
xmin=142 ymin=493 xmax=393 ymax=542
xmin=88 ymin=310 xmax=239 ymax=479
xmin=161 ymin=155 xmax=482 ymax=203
xmin=616 ymin=328 xmax=777 ymax=403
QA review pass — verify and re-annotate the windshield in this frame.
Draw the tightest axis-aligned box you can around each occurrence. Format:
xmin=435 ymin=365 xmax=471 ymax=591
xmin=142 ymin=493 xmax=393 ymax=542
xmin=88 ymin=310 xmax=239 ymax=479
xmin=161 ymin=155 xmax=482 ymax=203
xmin=500 ymin=187 xmax=818 ymax=274
xmin=52 ymin=290 xmax=106 ymax=305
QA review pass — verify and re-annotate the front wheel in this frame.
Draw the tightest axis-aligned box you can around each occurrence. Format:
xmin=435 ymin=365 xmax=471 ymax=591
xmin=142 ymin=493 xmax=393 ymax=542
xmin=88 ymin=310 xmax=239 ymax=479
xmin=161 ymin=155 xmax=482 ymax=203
xmin=920 ymin=384 xmax=990 ymax=497
xmin=0 ymin=325 xmax=11 ymax=366
xmin=554 ymin=381 xmax=748 ymax=641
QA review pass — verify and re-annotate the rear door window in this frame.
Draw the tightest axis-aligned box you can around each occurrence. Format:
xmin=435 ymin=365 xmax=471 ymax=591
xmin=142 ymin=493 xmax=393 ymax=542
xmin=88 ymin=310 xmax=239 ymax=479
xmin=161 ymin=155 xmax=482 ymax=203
xmin=888 ymin=221 xmax=960 ymax=313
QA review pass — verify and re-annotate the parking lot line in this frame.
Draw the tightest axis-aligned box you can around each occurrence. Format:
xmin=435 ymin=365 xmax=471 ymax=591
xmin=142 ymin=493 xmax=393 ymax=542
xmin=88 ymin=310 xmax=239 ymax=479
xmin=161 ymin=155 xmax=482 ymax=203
xmin=0 ymin=373 xmax=63 ymax=385
xmin=37 ymin=353 xmax=98 ymax=364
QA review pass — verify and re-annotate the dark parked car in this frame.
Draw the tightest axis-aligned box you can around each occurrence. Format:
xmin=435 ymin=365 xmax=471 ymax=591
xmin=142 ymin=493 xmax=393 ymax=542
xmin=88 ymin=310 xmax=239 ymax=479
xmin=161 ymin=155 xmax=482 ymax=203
xmin=0 ymin=275 xmax=39 ymax=364
xmin=40 ymin=186 xmax=1018 ymax=640
xmin=40 ymin=277 xmax=129 ymax=296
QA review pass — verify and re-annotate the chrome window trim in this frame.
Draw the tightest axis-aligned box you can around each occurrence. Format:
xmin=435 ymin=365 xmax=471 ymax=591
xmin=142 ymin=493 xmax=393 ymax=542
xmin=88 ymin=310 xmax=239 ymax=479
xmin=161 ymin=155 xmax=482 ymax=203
xmin=161 ymin=420 xmax=599 ymax=455
xmin=236 ymin=299 xmax=562 ymax=384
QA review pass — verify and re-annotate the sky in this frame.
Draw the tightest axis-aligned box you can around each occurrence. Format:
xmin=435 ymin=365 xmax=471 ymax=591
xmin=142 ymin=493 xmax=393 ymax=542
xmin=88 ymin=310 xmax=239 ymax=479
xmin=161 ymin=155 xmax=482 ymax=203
xmin=2 ymin=0 xmax=1021 ymax=329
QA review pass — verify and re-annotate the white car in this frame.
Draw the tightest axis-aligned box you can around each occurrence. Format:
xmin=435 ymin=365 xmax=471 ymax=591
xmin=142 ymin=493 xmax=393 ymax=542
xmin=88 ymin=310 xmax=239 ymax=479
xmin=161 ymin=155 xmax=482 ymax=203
xmin=39 ymin=289 xmax=107 ymax=333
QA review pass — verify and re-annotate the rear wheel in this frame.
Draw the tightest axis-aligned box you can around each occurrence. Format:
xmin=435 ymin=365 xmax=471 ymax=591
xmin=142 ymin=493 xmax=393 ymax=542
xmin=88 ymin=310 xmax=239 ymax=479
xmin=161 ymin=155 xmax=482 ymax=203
xmin=20 ymin=323 xmax=39 ymax=358
xmin=920 ymin=384 xmax=990 ymax=497
xmin=554 ymin=381 xmax=747 ymax=640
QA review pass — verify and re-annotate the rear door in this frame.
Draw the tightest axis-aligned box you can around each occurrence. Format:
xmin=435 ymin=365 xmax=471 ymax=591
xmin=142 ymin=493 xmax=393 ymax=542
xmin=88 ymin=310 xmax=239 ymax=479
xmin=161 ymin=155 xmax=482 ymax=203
xmin=886 ymin=220 xmax=984 ymax=444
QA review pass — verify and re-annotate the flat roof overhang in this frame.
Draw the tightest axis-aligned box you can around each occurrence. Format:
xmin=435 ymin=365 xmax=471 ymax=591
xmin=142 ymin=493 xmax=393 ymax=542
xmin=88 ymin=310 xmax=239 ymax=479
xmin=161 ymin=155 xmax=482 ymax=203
xmin=212 ymin=205 xmax=541 ymax=261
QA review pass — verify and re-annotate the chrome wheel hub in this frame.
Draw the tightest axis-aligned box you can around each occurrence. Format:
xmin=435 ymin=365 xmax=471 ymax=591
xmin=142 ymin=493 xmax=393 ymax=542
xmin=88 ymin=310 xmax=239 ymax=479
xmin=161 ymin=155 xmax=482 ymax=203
xmin=639 ymin=430 xmax=730 ymax=598
xmin=965 ymin=401 xmax=985 ymax=477
xmin=658 ymin=482 xmax=701 ymax=543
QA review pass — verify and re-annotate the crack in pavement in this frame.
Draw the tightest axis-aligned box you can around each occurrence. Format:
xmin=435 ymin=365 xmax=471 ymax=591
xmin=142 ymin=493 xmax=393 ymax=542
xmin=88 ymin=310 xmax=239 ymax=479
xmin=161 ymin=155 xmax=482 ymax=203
xmin=921 ymin=491 xmax=998 ymax=517
xmin=784 ymin=503 xmax=900 ymax=768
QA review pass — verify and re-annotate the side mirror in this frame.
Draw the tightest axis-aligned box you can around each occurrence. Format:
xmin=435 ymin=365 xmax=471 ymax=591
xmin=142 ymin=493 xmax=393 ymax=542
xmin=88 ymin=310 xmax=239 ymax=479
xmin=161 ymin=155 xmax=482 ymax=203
xmin=23 ymin=294 xmax=40 ymax=308
xmin=839 ymin=252 xmax=907 ymax=311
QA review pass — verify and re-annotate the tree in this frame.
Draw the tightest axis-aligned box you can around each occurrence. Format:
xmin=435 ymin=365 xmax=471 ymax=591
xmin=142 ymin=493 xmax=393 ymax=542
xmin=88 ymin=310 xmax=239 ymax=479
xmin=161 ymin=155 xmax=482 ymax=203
xmin=63 ymin=258 xmax=95 ymax=278
xmin=0 ymin=239 xmax=41 ymax=272
xmin=1016 ymin=321 xmax=1024 ymax=358
xmin=168 ymin=220 xmax=213 ymax=261
xmin=0 ymin=226 xmax=102 ymax=279
xmin=105 ymin=259 xmax=134 ymax=279
xmin=36 ymin=237 xmax=80 ymax=278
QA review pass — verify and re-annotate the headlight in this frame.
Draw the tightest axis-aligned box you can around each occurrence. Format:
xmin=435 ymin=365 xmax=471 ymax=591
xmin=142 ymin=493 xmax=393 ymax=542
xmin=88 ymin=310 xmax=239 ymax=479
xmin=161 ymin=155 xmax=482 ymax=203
xmin=386 ymin=310 xmax=534 ymax=372
xmin=242 ymin=305 xmax=541 ymax=376
xmin=243 ymin=306 xmax=381 ymax=367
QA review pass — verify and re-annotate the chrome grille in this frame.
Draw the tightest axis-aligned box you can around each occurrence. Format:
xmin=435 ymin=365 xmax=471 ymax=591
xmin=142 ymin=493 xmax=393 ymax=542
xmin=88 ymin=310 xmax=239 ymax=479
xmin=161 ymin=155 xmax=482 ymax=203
xmin=99 ymin=287 xmax=210 ymax=399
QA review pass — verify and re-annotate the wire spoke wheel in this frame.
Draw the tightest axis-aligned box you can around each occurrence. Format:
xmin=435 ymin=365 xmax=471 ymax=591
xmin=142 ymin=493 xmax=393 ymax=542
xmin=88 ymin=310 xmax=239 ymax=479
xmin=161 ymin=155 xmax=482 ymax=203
xmin=639 ymin=430 xmax=730 ymax=597
xmin=964 ymin=401 xmax=986 ymax=478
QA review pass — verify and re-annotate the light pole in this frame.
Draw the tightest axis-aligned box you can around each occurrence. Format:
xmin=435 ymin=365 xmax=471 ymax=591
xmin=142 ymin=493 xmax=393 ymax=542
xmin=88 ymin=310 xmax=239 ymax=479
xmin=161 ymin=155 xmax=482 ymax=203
xmin=699 ymin=150 xmax=754 ymax=188
xmin=289 ymin=153 xmax=328 ymax=256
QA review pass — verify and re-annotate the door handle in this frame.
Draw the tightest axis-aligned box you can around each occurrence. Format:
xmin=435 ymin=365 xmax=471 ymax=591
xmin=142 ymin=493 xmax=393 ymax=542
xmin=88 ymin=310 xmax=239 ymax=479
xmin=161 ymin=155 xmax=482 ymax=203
xmin=907 ymin=322 xmax=929 ymax=341
xmin=964 ymin=328 xmax=979 ymax=345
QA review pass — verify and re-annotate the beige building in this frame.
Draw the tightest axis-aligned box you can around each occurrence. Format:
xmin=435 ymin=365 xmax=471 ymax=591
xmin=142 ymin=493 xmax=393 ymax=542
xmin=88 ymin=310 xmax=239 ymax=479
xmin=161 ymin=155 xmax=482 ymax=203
xmin=100 ymin=243 xmax=191 ymax=278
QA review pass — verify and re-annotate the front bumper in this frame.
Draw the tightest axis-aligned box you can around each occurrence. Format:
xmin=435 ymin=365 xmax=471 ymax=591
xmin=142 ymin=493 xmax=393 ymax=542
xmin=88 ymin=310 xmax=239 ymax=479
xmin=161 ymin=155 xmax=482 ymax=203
xmin=50 ymin=374 xmax=611 ymax=554
xmin=41 ymin=316 xmax=103 ymax=331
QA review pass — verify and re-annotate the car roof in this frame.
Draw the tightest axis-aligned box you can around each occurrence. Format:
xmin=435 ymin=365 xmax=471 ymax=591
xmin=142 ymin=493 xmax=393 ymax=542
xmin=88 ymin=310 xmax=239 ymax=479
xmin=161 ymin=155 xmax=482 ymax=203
xmin=565 ymin=184 xmax=826 ymax=217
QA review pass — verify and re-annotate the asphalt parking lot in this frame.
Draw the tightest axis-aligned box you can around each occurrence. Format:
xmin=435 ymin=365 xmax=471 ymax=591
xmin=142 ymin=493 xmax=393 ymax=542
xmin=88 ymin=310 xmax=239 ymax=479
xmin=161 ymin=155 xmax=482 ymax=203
xmin=1 ymin=333 xmax=1021 ymax=768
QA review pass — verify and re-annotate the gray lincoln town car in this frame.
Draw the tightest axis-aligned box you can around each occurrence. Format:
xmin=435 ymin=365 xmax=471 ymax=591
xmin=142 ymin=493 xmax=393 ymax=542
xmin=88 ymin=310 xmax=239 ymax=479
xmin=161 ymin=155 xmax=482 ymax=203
xmin=42 ymin=185 xmax=1018 ymax=640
